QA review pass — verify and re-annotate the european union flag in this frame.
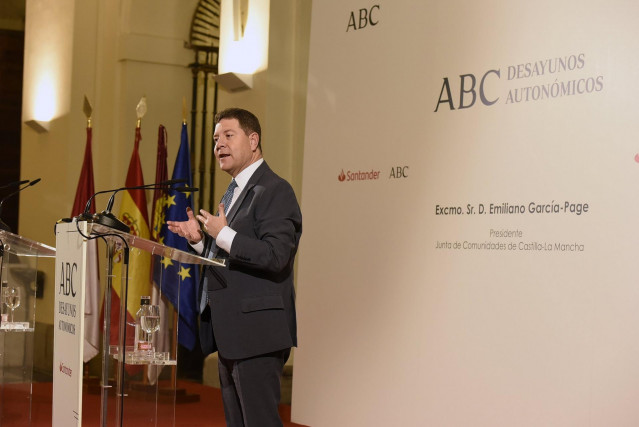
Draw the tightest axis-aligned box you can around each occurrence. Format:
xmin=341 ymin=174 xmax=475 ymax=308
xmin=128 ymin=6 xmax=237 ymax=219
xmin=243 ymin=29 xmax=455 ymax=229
xmin=153 ymin=123 xmax=199 ymax=350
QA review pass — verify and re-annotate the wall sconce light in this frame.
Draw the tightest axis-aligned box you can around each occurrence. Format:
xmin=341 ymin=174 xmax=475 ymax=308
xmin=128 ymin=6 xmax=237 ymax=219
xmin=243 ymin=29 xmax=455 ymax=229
xmin=23 ymin=1 xmax=73 ymax=132
xmin=214 ymin=72 xmax=253 ymax=91
xmin=216 ymin=0 xmax=269 ymax=92
xmin=24 ymin=119 xmax=50 ymax=133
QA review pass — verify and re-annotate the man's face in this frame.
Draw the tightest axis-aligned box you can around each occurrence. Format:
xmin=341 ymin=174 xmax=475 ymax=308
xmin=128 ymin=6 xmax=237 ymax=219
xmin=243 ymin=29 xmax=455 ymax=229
xmin=213 ymin=118 xmax=260 ymax=177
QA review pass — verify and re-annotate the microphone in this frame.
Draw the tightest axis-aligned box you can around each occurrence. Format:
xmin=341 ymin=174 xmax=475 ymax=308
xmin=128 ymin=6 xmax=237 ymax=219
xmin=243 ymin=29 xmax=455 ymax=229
xmin=0 ymin=180 xmax=29 ymax=190
xmin=102 ymin=179 xmax=188 ymax=214
xmin=0 ymin=178 xmax=41 ymax=232
xmin=91 ymin=179 xmax=190 ymax=232
xmin=82 ymin=178 xmax=187 ymax=220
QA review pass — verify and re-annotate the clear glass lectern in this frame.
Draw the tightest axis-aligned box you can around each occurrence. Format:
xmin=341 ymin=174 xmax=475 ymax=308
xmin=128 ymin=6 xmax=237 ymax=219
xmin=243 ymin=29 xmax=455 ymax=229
xmin=54 ymin=222 xmax=224 ymax=427
xmin=0 ymin=229 xmax=56 ymax=426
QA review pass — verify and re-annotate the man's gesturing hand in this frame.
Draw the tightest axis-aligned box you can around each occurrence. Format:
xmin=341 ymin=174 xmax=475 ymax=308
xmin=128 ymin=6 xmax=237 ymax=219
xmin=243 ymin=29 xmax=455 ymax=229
xmin=196 ymin=204 xmax=228 ymax=239
xmin=167 ymin=207 xmax=203 ymax=244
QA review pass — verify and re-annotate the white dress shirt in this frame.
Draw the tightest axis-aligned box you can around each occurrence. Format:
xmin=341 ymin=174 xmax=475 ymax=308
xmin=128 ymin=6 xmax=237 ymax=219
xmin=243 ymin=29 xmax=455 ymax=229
xmin=191 ymin=158 xmax=264 ymax=255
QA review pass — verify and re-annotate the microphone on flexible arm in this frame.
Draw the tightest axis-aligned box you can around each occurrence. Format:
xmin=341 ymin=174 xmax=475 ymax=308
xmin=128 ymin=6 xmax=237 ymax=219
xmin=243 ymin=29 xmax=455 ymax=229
xmin=76 ymin=180 xmax=183 ymax=222
xmin=0 ymin=178 xmax=41 ymax=232
xmin=90 ymin=179 xmax=198 ymax=233
xmin=55 ymin=184 xmax=141 ymax=226
xmin=77 ymin=178 xmax=188 ymax=221
xmin=0 ymin=180 xmax=29 ymax=190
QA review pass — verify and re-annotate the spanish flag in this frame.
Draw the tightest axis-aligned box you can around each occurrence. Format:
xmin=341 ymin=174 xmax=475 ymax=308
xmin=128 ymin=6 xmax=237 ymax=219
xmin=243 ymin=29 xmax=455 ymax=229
xmin=111 ymin=126 xmax=152 ymax=347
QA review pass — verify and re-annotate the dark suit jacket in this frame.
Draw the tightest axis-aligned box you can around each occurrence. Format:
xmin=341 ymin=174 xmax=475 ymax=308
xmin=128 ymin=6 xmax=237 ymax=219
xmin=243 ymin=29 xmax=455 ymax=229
xmin=199 ymin=161 xmax=302 ymax=360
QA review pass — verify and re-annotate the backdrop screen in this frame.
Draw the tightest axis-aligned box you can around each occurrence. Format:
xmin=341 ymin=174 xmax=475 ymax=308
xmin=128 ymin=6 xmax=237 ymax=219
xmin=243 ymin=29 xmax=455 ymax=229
xmin=293 ymin=1 xmax=639 ymax=426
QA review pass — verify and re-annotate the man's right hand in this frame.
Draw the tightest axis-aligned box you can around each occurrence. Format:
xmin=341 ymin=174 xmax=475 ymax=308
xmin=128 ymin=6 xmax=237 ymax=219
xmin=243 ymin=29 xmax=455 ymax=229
xmin=167 ymin=207 xmax=203 ymax=244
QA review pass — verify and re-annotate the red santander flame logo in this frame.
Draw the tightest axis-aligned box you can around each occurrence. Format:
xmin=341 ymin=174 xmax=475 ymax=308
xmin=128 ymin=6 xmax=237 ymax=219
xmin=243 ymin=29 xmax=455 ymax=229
xmin=338 ymin=169 xmax=346 ymax=182
xmin=59 ymin=362 xmax=73 ymax=377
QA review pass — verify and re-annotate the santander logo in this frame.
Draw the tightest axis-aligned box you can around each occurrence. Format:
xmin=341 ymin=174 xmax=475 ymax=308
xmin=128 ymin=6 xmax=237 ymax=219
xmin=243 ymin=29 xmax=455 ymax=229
xmin=338 ymin=168 xmax=380 ymax=182
xmin=59 ymin=362 xmax=73 ymax=377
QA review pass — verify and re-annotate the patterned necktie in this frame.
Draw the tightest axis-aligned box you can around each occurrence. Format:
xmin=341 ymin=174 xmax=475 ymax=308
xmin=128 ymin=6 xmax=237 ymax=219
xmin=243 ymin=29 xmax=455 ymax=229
xmin=219 ymin=179 xmax=238 ymax=215
xmin=202 ymin=179 xmax=238 ymax=312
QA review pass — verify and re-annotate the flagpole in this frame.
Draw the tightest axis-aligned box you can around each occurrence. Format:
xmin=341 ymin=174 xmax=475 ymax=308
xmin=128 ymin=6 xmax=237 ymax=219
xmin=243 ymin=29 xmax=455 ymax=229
xmin=73 ymin=94 xmax=103 ymax=419
xmin=111 ymin=96 xmax=152 ymax=425
xmin=170 ymin=112 xmax=189 ymax=389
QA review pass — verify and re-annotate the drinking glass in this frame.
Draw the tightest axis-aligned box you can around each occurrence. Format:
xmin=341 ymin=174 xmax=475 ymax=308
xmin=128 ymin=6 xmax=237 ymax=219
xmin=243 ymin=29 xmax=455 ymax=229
xmin=5 ymin=287 xmax=21 ymax=322
xmin=141 ymin=305 xmax=161 ymax=338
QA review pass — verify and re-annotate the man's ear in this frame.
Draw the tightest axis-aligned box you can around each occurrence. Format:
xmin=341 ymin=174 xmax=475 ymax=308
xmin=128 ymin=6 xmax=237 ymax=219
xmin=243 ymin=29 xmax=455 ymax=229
xmin=249 ymin=132 xmax=260 ymax=151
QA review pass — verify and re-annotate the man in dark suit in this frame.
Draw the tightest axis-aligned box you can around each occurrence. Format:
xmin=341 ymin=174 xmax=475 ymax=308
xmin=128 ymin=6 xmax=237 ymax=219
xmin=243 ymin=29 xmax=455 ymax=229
xmin=167 ymin=108 xmax=302 ymax=426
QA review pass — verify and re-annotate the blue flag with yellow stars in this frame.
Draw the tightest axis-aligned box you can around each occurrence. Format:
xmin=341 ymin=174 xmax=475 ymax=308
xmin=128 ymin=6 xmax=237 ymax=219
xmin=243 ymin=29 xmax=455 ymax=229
xmin=153 ymin=122 xmax=199 ymax=350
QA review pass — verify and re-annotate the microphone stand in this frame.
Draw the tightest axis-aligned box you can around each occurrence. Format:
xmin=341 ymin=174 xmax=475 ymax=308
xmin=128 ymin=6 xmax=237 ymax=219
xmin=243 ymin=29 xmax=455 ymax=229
xmin=90 ymin=181 xmax=193 ymax=233
xmin=0 ymin=179 xmax=41 ymax=232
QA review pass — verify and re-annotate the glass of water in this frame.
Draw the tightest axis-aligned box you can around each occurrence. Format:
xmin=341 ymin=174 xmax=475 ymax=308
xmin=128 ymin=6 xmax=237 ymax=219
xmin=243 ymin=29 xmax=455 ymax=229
xmin=5 ymin=287 xmax=21 ymax=323
xmin=141 ymin=304 xmax=161 ymax=340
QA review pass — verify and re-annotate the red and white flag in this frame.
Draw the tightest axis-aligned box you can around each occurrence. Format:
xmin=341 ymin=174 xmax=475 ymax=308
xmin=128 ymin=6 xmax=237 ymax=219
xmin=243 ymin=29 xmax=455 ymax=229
xmin=70 ymin=126 xmax=100 ymax=362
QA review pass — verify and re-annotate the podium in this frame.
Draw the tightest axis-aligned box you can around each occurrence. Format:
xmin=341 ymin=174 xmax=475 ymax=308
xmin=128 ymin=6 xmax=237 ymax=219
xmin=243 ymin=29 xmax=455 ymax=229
xmin=0 ymin=229 xmax=56 ymax=426
xmin=53 ymin=221 xmax=224 ymax=426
